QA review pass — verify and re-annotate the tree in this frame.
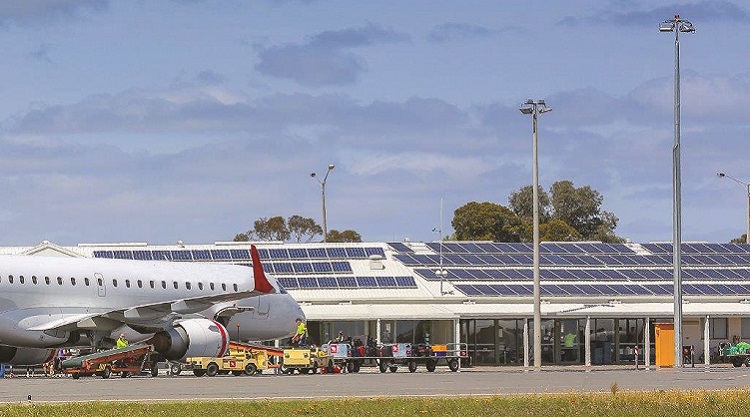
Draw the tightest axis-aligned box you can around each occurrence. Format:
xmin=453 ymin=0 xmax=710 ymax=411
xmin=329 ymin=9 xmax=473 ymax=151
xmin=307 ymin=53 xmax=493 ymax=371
xmin=539 ymin=219 xmax=582 ymax=241
xmin=253 ymin=216 xmax=290 ymax=241
xmin=451 ymin=201 xmax=520 ymax=241
xmin=326 ymin=229 xmax=362 ymax=242
xmin=287 ymin=215 xmax=323 ymax=243
xmin=549 ymin=180 xmax=613 ymax=240
xmin=233 ymin=233 xmax=251 ymax=242
xmin=508 ymin=185 xmax=551 ymax=224
xmin=731 ymin=234 xmax=748 ymax=244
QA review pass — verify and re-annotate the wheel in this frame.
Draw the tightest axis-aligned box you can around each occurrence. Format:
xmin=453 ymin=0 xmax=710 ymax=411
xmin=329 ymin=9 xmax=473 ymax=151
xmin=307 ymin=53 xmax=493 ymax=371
xmin=744 ymin=357 xmax=750 ymax=367
xmin=353 ymin=361 xmax=361 ymax=373
xmin=733 ymin=357 xmax=743 ymax=367
xmin=206 ymin=363 xmax=219 ymax=377
xmin=244 ymin=363 xmax=258 ymax=376
xmin=448 ymin=359 xmax=459 ymax=372
xmin=120 ymin=371 xmax=129 ymax=378
xmin=378 ymin=360 xmax=389 ymax=373
xmin=193 ymin=369 xmax=206 ymax=377
xmin=388 ymin=365 xmax=398 ymax=373
xmin=101 ymin=366 xmax=111 ymax=379
xmin=346 ymin=362 xmax=355 ymax=373
xmin=72 ymin=373 xmax=80 ymax=380
xmin=426 ymin=360 xmax=437 ymax=372
xmin=150 ymin=364 xmax=159 ymax=377
xmin=170 ymin=363 xmax=182 ymax=376
xmin=300 ymin=368 xmax=310 ymax=374
xmin=408 ymin=361 xmax=417 ymax=373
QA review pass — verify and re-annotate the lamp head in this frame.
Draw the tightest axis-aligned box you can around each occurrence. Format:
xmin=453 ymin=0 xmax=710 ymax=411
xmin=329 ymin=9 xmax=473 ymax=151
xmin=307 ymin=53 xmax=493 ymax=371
xmin=717 ymin=172 xmax=726 ymax=178
xmin=310 ymin=172 xmax=317 ymax=178
xmin=659 ymin=22 xmax=674 ymax=32
xmin=328 ymin=164 xmax=335 ymax=171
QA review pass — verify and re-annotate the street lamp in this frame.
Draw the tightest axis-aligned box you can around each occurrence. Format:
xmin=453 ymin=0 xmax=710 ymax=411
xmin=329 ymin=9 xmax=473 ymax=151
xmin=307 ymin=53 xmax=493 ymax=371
xmin=519 ymin=99 xmax=552 ymax=370
xmin=433 ymin=198 xmax=453 ymax=296
xmin=717 ymin=172 xmax=750 ymax=244
xmin=660 ymin=13 xmax=694 ymax=368
xmin=310 ymin=164 xmax=335 ymax=242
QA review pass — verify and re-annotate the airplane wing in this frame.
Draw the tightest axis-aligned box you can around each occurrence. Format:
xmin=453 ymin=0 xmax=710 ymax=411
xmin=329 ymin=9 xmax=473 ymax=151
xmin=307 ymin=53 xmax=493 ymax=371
xmin=27 ymin=245 xmax=275 ymax=333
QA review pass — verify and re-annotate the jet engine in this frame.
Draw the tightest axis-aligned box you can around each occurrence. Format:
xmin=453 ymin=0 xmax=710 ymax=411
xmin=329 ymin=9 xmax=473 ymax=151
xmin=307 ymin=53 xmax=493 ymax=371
xmin=0 ymin=346 xmax=56 ymax=365
xmin=150 ymin=318 xmax=229 ymax=361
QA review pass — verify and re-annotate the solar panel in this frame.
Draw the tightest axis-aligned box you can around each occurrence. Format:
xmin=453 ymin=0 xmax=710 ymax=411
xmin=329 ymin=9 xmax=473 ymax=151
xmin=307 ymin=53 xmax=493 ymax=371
xmin=191 ymin=250 xmax=211 ymax=261
xmin=311 ymin=262 xmax=333 ymax=273
xmin=375 ymin=276 xmax=397 ymax=287
xmin=277 ymin=277 xmax=298 ymax=289
xmin=542 ymin=285 xmax=569 ymax=296
xmin=575 ymin=243 xmax=605 ymax=254
xmin=336 ymin=276 xmax=358 ymax=288
xmin=288 ymin=248 xmax=308 ymax=259
xmin=387 ymin=242 xmax=413 ymax=253
xmin=113 ymin=250 xmax=133 ymax=260
xmin=170 ymin=250 xmax=192 ymax=261
xmin=133 ymin=250 xmax=153 ymax=261
xmin=331 ymin=261 xmax=352 ymax=273
xmin=326 ymin=247 xmax=348 ymax=258
xmin=473 ymin=284 xmax=500 ymax=296
xmin=307 ymin=247 xmax=327 ymax=258
xmin=297 ymin=277 xmax=318 ymax=288
xmin=93 ymin=250 xmax=113 ymax=259
xmin=230 ymin=249 xmax=251 ymax=261
xmin=268 ymin=248 xmax=289 ymax=259
xmin=210 ymin=249 xmax=230 ymax=260
xmin=317 ymin=277 xmax=338 ymax=288
xmin=558 ymin=284 xmax=585 ymax=295
xmin=355 ymin=276 xmax=377 ymax=287
xmin=273 ymin=262 xmax=293 ymax=274
xmin=395 ymin=276 xmax=417 ymax=287
xmin=345 ymin=247 xmax=367 ymax=258
xmin=455 ymin=284 xmax=482 ymax=296
xmin=292 ymin=263 xmax=313 ymax=274
xmin=364 ymin=247 xmax=386 ymax=257
xmin=151 ymin=250 xmax=172 ymax=261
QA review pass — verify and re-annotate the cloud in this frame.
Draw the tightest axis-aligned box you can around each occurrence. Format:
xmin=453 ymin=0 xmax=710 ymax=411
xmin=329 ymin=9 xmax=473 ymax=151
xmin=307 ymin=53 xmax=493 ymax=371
xmin=255 ymin=23 xmax=409 ymax=87
xmin=559 ymin=1 xmax=749 ymax=27
xmin=27 ymin=43 xmax=53 ymax=63
xmin=0 ymin=0 xmax=108 ymax=27
xmin=428 ymin=22 xmax=492 ymax=43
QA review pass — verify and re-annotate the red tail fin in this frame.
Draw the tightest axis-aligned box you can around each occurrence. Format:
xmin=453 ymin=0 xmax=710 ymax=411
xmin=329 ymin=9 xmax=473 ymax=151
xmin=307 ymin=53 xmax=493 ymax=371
xmin=251 ymin=245 xmax=274 ymax=293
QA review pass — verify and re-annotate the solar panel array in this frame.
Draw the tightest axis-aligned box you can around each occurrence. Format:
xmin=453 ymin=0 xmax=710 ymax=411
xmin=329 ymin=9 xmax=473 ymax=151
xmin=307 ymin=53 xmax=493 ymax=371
xmin=92 ymin=245 xmax=419 ymax=290
xmin=392 ymin=242 xmax=750 ymax=298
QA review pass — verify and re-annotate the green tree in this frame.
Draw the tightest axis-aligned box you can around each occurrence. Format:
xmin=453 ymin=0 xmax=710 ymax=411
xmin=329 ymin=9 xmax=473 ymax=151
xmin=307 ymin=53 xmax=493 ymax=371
xmin=287 ymin=215 xmax=323 ymax=243
xmin=233 ymin=232 xmax=251 ymax=242
xmin=539 ymin=219 xmax=582 ymax=241
xmin=549 ymin=180 xmax=619 ymax=241
xmin=508 ymin=185 xmax=552 ymax=223
xmin=327 ymin=229 xmax=362 ymax=242
xmin=452 ymin=201 xmax=520 ymax=241
xmin=731 ymin=234 xmax=748 ymax=244
xmin=253 ymin=216 xmax=290 ymax=241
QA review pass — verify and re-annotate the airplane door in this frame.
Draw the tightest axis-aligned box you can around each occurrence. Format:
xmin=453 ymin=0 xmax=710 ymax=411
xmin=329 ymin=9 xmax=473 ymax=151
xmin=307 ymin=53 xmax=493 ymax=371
xmin=94 ymin=273 xmax=106 ymax=297
xmin=256 ymin=295 xmax=270 ymax=319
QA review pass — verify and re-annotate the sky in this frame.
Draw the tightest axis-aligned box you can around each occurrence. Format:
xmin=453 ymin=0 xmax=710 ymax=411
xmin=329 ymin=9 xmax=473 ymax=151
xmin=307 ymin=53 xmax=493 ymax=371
xmin=0 ymin=0 xmax=749 ymax=246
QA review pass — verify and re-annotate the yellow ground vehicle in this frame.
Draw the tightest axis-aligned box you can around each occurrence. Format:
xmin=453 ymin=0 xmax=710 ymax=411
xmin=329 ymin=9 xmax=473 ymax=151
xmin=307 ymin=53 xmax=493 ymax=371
xmin=281 ymin=347 xmax=331 ymax=374
xmin=184 ymin=348 xmax=268 ymax=377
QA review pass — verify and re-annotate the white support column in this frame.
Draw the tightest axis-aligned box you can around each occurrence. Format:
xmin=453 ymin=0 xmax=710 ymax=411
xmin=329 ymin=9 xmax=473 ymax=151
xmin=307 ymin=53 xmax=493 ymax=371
xmin=523 ymin=318 xmax=529 ymax=371
xmin=454 ymin=318 xmax=461 ymax=372
xmin=645 ymin=316 xmax=651 ymax=371
xmin=585 ymin=316 xmax=591 ymax=371
xmin=704 ymin=315 xmax=710 ymax=372
xmin=376 ymin=319 xmax=382 ymax=345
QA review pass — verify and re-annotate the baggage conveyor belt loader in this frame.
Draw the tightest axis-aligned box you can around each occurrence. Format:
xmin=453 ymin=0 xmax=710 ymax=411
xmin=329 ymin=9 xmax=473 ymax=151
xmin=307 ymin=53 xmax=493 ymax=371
xmin=60 ymin=344 xmax=162 ymax=379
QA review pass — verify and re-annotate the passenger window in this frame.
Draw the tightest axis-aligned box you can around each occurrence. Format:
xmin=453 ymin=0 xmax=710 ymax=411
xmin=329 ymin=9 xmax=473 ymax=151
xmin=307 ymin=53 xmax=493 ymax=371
xmin=19 ymin=276 xmax=24 ymax=284
xmin=161 ymin=281 xmax=166 ymax=289
xmin=173 ymin=281 xmax=178 ymax=290
xmin=112 ymin=279 xmax=118 ymax=288
xmin=149 ymin=280 xmax=155 ymax=289
xmin=84 ymin=278 xmax=90 ymax=286
xmin=185 ymin=282 xmax=191 ymax=290
xmin=137 ymin=280 xmax=143 ymax=288
xmin=198 ymin=282 xmax=204 ymax=291
xmin=31 ymin=276 xmax=37 ymax=285
xmin=125 ymin=279 xmax=131 ymax=288
xmin=210 ymin=283 xmax=215 ymax=291
xmin=97 ymin=278 xmax=103 ymax=286
xmin=233 ymin=284 xmax=238 ymax=292
xmin=71 ymin=277 xmax=76 ymax=286
xmin=8 ymin=275 xmax=13 ymax=284
xmin=221 ymin=283 xmax=226 ymax=291
xmin=57 ymin=277 xmax=63 ymax=285
xmin=45 ymin=276 xmax=51 ymax=285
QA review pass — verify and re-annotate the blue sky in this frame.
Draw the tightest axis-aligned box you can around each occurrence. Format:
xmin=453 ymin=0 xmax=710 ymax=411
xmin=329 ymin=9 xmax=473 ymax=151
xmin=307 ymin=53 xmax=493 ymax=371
xmin=0 ymin=0 xmax=749 ymax=246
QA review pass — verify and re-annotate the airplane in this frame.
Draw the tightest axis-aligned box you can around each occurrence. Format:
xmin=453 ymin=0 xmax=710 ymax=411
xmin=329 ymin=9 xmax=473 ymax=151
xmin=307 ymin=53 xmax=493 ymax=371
xmin=0 ymin=245 xmax=304 ymax=365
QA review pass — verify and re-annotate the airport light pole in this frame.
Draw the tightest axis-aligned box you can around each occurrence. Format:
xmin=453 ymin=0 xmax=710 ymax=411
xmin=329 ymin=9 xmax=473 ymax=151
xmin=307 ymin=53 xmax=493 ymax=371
xmin=717 ymin=172 xmax=750 ymax=244
xmin=520 ymin=99 xmax=552 ymax=370
xmin=660 ymin=14 xmax=694 ymax=368
xmin=310 ymin=164 xmax=335 ymax=242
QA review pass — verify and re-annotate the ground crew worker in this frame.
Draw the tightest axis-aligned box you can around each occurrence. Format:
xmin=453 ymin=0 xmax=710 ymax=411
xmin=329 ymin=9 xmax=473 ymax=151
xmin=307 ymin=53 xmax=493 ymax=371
xmin=116 ymin=333 xmax=129 ymax=349
xmin=292 ymin=318 xmax=308 ymax=347
xmin=335 ymin=330 xmax=346 ymax=343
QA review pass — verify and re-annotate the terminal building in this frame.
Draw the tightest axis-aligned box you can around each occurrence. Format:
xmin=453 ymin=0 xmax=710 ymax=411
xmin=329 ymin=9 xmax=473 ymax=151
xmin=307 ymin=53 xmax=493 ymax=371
xmin=6 ymin=239 xmax=750 ymax=367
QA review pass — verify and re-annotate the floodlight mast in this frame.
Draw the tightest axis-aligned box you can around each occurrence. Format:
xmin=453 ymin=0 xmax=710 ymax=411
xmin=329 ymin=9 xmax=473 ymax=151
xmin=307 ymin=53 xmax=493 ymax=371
xmin=519 ymin=99 xmax=552 ymax=371
xmin=660 ymin=13 xmax=694 ymax=368
xmin=310 ymin=164 xmax=336 ymax=242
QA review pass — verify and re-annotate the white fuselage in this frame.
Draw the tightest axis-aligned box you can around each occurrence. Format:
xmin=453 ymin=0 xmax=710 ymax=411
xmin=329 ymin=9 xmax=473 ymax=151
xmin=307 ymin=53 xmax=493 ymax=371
xmin=0 ymin=254 xmax=302 ymax=348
